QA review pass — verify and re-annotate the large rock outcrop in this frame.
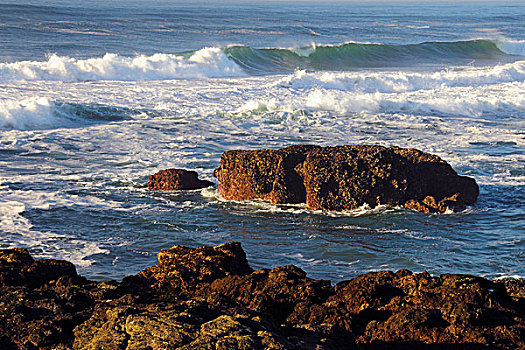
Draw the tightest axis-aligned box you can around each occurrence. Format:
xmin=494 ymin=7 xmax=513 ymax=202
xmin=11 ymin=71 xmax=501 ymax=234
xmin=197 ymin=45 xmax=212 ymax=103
xmin=213 ymin=145 xmax=479 ymax=213
xmin=1 ymin=244 xmax=523 ymax=349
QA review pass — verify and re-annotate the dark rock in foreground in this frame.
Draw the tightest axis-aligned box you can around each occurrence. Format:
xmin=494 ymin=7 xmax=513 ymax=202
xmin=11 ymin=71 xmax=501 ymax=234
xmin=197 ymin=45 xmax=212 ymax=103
xmin=1 ymin=244 xmax=523 ymax=349
xmin=0 ymin=247 xmax=84 ymax=288
xmin=214 ymin=145 xmax=479 ymax=213
xmin=148 ymin=168 xmax=213 ymax=191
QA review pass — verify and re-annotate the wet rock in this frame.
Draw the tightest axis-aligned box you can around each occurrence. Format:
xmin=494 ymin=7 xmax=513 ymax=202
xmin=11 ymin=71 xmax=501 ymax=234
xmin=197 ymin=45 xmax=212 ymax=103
xmin=148 ymin=168 xmax=213 ymax=191
xmin=214 ymin=145 xmax=479 ymax=213
xmin=494 ymin=278 xmax=525 ymax=299
xmin=73 ymin=300 xmax=316 ymax=350
xmin=332 ymin=271 xmax=525 ymax=347
xmin=1 ymin=243 xmax=523 ymax=349
xmin=0 ymin=278 xmax=95 ymax=349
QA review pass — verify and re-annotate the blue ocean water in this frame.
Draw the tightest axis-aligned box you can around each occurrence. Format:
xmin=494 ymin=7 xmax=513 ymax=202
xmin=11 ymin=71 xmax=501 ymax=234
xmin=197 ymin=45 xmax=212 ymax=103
xmin=0 ymin=0 xmax=524 ymax=282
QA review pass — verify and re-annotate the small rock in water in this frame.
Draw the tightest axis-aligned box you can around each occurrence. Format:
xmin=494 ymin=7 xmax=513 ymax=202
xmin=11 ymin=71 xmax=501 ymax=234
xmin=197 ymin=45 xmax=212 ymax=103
xmin=214 ymin=144 xmax=479 ymax=213
xmin=148 ymin=168 xmax=214 ymax=191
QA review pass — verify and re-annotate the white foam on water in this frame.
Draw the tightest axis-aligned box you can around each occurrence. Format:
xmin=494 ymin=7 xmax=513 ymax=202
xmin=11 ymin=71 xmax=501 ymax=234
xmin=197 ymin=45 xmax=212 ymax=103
xmin=0 ymin=48 xmax=246 ymax=82
xmin=0 ymin=188 xmax=120 ymax=266
xmin=0 ymin=96 xmax=133 ymax=130
xmin=300 ymin=83 xmax=525 ymax=118
xmin=281 ymin=252 xmax=360 ymax=268
xmin=275 ymin=60 xmax=525 ymax=93
xmin=0 ymin=70 xmax=522 ymax=188
xmin=223 ymin=62 xmax=525 ymax=126
xmin=207 ymin=190 xmax=399 ymax=217
xmin=493 ymin=275 xmax=525 ymax=280
xmin=488 ymin=238 xmax=522 ymax=246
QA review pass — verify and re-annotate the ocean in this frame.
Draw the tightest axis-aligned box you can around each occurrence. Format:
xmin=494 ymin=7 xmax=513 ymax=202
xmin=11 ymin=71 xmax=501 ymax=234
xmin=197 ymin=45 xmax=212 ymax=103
xmin=0 ymin=0 xmax=523 ymax=282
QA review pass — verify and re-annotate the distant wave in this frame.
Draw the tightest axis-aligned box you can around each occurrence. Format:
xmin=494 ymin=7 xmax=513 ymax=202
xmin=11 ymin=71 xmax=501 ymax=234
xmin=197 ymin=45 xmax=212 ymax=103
xmin=0 ymin=39 xmax=522 ymax=82
xmin=0 ymin=97 xmax=133 ymax=130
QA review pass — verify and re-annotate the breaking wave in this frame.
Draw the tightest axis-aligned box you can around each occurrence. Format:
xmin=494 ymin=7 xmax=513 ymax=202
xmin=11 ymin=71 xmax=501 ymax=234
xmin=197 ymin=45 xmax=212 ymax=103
xmin=0 ymin=48 xmax=245 ymax=82
xmin=275 ymin=59 xmax=525 ymax=93
xmin=0 ymin=39 xmax=522 ymax=82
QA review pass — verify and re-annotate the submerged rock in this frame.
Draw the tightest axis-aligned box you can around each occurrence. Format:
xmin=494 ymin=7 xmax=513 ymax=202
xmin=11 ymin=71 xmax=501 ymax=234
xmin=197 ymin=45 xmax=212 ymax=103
xmin=148 ymin=168 xmax=213 ymax=191
xmin=214 ymin=145 xmax=479 ymax=213
xmin=1 ymin=244 xmax=523 ymax=349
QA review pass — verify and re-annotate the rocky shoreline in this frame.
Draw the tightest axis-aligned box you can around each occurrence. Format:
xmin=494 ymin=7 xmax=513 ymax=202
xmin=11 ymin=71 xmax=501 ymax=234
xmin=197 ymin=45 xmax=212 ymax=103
xmin=1 ymin=243 xmax=523 ymax=349
xmin=1 ymin=145 xmax=514 ymax=349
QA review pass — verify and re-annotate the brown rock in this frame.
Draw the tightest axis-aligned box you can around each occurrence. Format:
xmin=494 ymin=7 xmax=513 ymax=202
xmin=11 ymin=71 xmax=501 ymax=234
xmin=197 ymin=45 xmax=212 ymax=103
xmin=148 ymin=168 xmax=213 ymax=191
xmin=0 ymin=248 xmax=81 ymax=288
xmin=214 ymin=145 xmax=479 ymax=213
xmin=329 ymin=270 xmax=525 ymax=347
xmin=121 ymin=242 xmax=253 ymax=297
xmin=73 ymin=300 xmax=310 ymax=350
xmin=214 ymin=145 xmax=319 ymax=204
xmin=0 ymin=274 xmax=94 ymax=349
xmin=208 ymin=265 xmax=332 ymax=323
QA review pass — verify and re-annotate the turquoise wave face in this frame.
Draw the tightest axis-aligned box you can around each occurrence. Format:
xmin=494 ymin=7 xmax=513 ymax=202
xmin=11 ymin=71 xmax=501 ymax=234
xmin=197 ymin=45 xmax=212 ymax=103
xmin=224 ymin=40 xmax=508 ymax=73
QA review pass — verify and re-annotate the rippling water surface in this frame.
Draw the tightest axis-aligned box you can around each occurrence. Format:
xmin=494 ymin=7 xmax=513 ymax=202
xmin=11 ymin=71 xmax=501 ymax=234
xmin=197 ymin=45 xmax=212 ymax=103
xmin=0 ymin=0 xmax=524 ymax=281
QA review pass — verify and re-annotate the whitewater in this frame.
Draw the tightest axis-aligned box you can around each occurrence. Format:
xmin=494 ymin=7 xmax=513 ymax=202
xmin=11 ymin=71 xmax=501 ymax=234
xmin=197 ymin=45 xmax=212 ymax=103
xmin=0 ymin=0 xmax=523 ymax=282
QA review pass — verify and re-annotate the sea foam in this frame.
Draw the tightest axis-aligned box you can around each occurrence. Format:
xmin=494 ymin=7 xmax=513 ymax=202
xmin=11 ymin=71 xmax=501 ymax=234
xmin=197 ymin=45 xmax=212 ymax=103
xmin=0 ymin=97 xmax=58 ymax=130
xmin=0 ymin=188 xmax=112 ymax=267
xmin=275 ymin=60 xmax=525 ymax=93
xmin=245 ymin=59 xmax=525 ymax=118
